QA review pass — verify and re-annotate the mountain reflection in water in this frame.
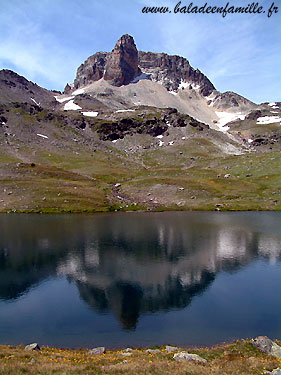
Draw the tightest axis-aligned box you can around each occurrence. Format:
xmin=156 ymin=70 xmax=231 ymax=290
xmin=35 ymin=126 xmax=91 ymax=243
xmin=0 ymin=212 xmax=280 ymax=331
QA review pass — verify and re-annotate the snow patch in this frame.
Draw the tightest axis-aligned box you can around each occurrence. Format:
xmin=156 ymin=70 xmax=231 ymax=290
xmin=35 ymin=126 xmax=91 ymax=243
xmin=82 ymin=111 xmax=98 ymax=117
xmin=168 ymin=141 xmax=174 ymax=146
xmin=112 ymin=139 xmax=118 ymax=143
xmin=115 ymin=109 xmax=135 ymax=113
xmin=31 ymin=98 xmax=40 ymax=106
xmin=178 ymin=80 xmax=189 ymax=90
xmin=256 ymin=115 xmax=281 ymax=125
xmin=72 ymin=88 xmax=85 ymax=95
xmin=205 ymin=93 xmax=216 ymax=106
xmin=2 ymin=122 xmax=5 ymax=125
xmin=182 ymin=137 xmax=186 ymax=140
xmin=37 ymin=133 xmax=48 ymax=139
xmin=55 ymin=95 xmax=75 ymax=103
xmin=130 ymin=73 xmax=151 ymax=83
xmin=215 ymin=111 xmax=246 ymax=132
xmin=170 ymin=91 xmax=177 ymax=96
xmin=271 ymin=111 xmax=279 ymax=114
xmin=248 ymin=139 xmax=253 ymax=143
xmin=268 ymin=102 xmax=277 ymax=107
xmin=159 ymin=140 xmax=164 ymax=147
xmin=64 ymin=100 xmax=82 ymax=111
xmin=157 ymin=135 xmax=163 ymax=139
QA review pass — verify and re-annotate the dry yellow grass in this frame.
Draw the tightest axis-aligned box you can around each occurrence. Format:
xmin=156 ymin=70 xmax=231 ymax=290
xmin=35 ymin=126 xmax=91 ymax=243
xmin=0 ymin=340 xmax=281 ymax=375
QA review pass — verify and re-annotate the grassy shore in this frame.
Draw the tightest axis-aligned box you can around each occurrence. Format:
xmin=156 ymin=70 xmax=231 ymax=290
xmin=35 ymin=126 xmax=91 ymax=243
xmin=1 ymin=339 xmax=281 ymax=375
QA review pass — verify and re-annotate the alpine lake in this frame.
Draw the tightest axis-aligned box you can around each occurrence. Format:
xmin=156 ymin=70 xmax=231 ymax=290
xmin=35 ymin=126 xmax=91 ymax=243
xmin=0 ymin=211 xmax=280 ymax=349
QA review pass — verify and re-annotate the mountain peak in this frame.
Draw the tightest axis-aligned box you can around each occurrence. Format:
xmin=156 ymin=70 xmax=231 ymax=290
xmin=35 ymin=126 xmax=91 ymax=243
xmin=103 ymin=34 xmax=139 ymax=86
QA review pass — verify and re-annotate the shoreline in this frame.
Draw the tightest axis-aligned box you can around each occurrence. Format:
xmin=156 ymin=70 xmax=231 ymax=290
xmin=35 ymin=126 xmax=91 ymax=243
xmin=1 ymin=338 xmax=281 ymax=375
xmin=0 ymin=206 xmax=281 ymax=214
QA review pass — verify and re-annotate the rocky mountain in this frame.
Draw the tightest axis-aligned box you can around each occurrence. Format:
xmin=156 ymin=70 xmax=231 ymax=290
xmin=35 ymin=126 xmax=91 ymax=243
xmin=72 ymin=34 xmax=215 ymax=96
xmin=0 ymin=34 xmax=280 ymax=213
xmin=68 ymin=34 xmax=256 ymax=123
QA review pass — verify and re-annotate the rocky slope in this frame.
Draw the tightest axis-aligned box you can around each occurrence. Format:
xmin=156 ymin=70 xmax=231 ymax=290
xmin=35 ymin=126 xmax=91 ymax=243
xmin=0 ymin=69 xmax=59 ymax=109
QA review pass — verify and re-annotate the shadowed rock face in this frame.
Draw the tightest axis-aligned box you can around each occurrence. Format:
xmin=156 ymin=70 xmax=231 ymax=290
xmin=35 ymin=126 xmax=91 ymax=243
xmin=104 ymin=34 xmax=139 ymax=86
xmin=73 ymin=52 xmax=108 ymax=89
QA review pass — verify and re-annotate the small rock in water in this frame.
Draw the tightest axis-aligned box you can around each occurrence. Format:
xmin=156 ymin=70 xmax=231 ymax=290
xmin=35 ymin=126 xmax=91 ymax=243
xmin=25 ymin=343 xmax=40 ymax=351
xmin=165 ymin=345 xmax=179 ymax=352
xmin=89 ymin=347 xmax=106 ymax=355
xmin=173 ymin=352 xmax=207 ymax=363
xmin=252 ymin=336 xmax=281 ymax=358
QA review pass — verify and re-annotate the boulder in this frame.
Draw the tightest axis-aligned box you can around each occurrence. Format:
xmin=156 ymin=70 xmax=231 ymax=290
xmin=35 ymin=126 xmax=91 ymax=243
xmin=24 ymin=343 xmax=40 ymax=351
xmin=89 ymin=346 xmax=106 ymax=355
xmin=146 ymin=349 xmax=161 ymax=354
xmin=165 ymin=345 xmax=179 ymax=352
xmin=173 ymin=352 xmax=207 ymax=363
xmin=252 ymin=336 xmax=281 ymax=358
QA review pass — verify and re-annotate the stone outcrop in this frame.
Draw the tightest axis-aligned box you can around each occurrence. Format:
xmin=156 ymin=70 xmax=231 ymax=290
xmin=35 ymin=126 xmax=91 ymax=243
xmin=104 ymin=34 xmax=139 ymax=86
xmin=165 ymin=345 xmax=179 ymax=352
xmin=252 ymin=336 xmax=281 ymax=358
xmin=24 ymin=343 xmax=40 ymax=351
xmin=173 ymin=352 xmax=207 ymax=363
xmin=89 ymin=346 xmax=106 ymax=355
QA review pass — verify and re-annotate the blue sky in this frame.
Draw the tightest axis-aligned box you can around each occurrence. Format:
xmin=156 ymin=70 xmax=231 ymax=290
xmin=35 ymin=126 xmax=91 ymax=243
xmin=0 ymin=0 xmax=280 ymax=103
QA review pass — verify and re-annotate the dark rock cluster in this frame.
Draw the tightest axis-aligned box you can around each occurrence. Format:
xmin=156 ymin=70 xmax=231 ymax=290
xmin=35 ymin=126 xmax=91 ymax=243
xmin=93 ymin=108 xmax=209 ymax=141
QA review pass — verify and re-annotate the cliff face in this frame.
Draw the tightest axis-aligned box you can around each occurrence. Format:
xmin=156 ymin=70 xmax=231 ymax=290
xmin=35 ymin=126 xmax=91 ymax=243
xmin=138 ymin=51 xmax=215 ymax=96
xmin=73 ymin=52 xmax=108 ymax=89
xmin=70 ymin=34 xmax=215 ymax=96
xmin=104 ymin=34 xmax=139 ymax=86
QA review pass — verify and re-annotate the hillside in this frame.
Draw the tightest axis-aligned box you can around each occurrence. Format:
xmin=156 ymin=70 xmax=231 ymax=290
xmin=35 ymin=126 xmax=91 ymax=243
xmin=0 ymin=35 xmax=280 ymax=213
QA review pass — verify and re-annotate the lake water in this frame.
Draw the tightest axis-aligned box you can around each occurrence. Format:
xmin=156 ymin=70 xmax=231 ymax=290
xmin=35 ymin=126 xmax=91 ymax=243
xmin=0 ymin=211 xmax=280 ymax=349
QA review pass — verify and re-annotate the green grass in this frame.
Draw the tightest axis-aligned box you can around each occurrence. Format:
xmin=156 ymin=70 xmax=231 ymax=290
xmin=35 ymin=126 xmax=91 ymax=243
xmin=0 ymin=129 xmax=280 ymax=213
xmin=0 ymin=340 xmax=281 ymax=375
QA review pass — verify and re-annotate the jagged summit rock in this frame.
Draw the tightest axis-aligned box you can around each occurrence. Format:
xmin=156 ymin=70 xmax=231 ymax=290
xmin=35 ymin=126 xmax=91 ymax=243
xmin=104 ymin=34 xmax=139 ymax=86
